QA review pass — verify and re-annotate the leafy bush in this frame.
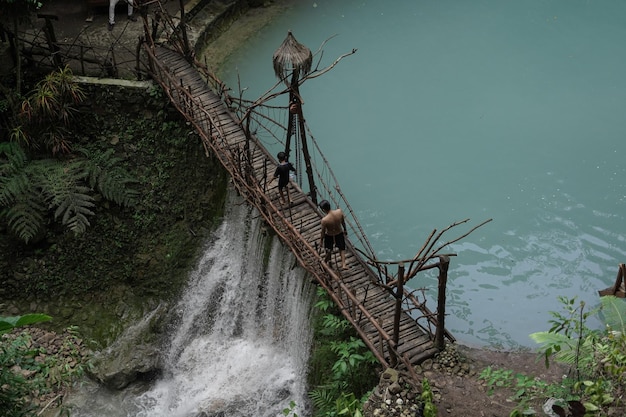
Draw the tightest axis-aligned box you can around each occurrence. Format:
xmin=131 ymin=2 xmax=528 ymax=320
xmin=308 ymin=287 xmax=378 ymax=417
xmin=0 ymin=314 xmax=50 ymax=417
xmin=480 ymin=295 xmax=626 ymax=416
xmin=0 ymin=315 xmax=89 ymax=417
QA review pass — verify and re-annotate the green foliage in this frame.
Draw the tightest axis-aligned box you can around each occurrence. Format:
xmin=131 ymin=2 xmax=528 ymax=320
xmin=308 ymin=288 xmax=378 ymax=417
xmin=282 ymin=400 xmax=298 ymax=417
xmin=0 ymin=141 xmax=137 ymax=243
xmin=0 ymin=314 xmax=51 ymax=334
xmin=15 ymin=66 xmax=86 ymax=155
xmin=320 ymin=314 xmax=350 ymax=335
xmin=481 ymin=296 xmax=626 ymax=417
xmin=0 ymin=333 xmax=43 ymax=417
xmin=76 ymin=147 xmax=139 ymax=206
xmin=330 ymin=337 xmax=376 ymax=379
xmin=599 ymin=295 xmax=626 ymax=335
xmin=421 ymin=379 xmax=438 ymax=417
xmin=314 ymin=287 xmax=335 ymax=312
xmin=334 ymin=392 xmax=363 ymax=417
xmin=0 ymin=314 xmax=50 ymax=417
xmin=479 ymin=366 xmax=574 ymax=416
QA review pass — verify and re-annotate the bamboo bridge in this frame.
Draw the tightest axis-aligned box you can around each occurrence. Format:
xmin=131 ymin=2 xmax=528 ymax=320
xmin=139 ymin=40 xmax=468 ymax=381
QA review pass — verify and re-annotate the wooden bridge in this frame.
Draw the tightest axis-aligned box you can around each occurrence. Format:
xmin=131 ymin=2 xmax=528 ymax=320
xmin=140 ymin=43 xmax=460 ymax=381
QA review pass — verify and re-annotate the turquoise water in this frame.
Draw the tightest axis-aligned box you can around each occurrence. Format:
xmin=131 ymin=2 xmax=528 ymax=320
xmin=218 ymin=0 xmax=626 ymax=349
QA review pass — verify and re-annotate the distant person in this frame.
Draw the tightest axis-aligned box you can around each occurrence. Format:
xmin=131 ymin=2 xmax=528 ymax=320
xmin=319 ymin=199 xmax=348 ymax=270
xmin=109 ymin=0 xmax=136 ymax=31
xmin=272 ymin=151 xmax=296 ymax=205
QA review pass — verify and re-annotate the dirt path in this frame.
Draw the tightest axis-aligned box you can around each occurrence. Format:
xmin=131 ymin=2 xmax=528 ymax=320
xmin=429 ymin=345 xmax=567 ymax=417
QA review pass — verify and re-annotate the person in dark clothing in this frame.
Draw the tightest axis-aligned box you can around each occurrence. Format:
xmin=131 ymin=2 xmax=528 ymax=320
xmin=272 ymin=151 xmax=295 ymax=205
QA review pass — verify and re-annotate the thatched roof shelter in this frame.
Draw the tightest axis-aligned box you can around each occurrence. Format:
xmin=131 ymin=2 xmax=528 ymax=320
xmin=272 ymin=31 xmax=312 ymax=84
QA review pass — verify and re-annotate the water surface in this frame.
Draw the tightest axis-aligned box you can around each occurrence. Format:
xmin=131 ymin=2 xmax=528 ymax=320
xmin=220 ymin=0 xmax=626 ymax=348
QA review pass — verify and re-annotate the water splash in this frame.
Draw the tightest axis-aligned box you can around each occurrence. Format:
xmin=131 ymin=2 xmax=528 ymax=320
xmin=70 ymin=190 xmax=315 ymax=417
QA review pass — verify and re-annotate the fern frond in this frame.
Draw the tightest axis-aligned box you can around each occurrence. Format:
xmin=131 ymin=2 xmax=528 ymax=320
xmin=4 ymin=193 xmax=46 ymax=243
xmin=0 ymin=141 xmax=28 ymax=170
xmin=0 ymin=170 xmax=31 ymax=207
xmin=35 ymin=160 xmax=77 ymax=206
xmin=75 ymin=148 xmax=138 ymax=206
xmin=34 ymin=161 xmax=95 ymax=236
xmin=96 ymin=169 xmax=139 ymax=206
xmin=309 ymin=388 xmax=336 ymax=415
xmin=52 ymin=185 xmax=95 ymax=235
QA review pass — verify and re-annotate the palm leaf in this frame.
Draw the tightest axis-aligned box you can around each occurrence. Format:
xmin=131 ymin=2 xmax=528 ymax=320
xmin=600 ymin=295 xmax=626 ymax=334
xmin=0 ymin=314 xmax=52 ymax=334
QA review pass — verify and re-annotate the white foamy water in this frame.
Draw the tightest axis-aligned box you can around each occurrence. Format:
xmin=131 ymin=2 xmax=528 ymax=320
xmin=69 ymin=190 xmax=315 ymax=417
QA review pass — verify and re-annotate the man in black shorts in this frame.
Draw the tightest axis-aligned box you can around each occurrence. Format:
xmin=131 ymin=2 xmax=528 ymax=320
xmin=319 ymin=200 xmax=348 ymax=269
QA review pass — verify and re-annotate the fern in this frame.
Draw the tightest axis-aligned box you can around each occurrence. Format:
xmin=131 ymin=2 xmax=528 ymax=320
xmin=36 ymin=161 xmax=95 ymax=235
xmin=53 ymin=186 xmax=95 ymax=234
xmin=0 ymin=142 xmax=29 ymax=206
xmin=1 ymin=145 xmax=101 ymax=241
xmin=76 ymin=147 xmax=138 ymax=206
xmin=3 ymin=193 xmax=46 ymax=243
xmin=309 ymin=387 xmax=337 ymax=416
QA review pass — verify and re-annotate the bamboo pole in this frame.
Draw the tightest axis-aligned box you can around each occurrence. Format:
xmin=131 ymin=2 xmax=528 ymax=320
xmin=391 ymin=262 xmax=404 ymax=367
xmin=434 ymin=255 xmax=450 ymax=350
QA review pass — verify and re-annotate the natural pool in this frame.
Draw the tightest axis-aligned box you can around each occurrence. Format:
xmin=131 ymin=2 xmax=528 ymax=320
xmin=219 ymin=0 xmax=626 ymax=349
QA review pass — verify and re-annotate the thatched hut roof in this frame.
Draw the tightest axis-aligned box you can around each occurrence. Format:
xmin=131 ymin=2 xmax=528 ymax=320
xmin=272 ymin=31 xmax=313 ymax=82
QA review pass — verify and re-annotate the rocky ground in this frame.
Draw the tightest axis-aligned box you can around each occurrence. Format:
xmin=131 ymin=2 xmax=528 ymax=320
xmin=2 ymin=326 xmax=91 ymax=414
xmin=364 ymin=343 xmax=568 ymax=417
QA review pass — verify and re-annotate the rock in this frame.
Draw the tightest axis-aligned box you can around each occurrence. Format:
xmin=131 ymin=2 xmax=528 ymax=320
xmin=88 ymin=304 xmax=168 ymax=390
xmin=91 ymin=343 xmax=162 ymax=390
xmin=389 ymin=381 xmax=402 ymax=395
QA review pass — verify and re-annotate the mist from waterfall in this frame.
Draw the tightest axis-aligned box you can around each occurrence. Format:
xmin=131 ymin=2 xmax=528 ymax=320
xmin=69 ymin=190 xmax=316 ymax=417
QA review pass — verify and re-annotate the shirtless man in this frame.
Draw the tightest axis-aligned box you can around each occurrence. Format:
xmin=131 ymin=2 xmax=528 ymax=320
xmin=319 ymin=200 xmax=348 ymax=270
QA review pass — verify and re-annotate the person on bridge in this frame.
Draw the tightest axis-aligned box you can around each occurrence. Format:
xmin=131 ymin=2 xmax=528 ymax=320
xmin=272 ymin=151 xmax=296 ymax=206
xmin=319 ymin=200 xmax=348 ymax=270
xmin=109 ymin=0 xmax=137 ymax=31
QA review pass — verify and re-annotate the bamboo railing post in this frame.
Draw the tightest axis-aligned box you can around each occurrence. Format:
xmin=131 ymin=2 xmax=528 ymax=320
xmin=434 ymin=255 xmax=450 ymax=350
xmin=391 ymin=262 xmax=404 ymax=367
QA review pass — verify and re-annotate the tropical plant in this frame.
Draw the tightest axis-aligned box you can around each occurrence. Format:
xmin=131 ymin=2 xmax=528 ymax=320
xmin=481 ymin=295 xmax=626 ymax=417
xmin=1 ymin=315 xmax=88 ymax=417
xmin=13 ymin=66 xmax=86 ymax=155
xmin=308 ymin=287 xmax=377 ymax=417
xmin=0 ymin=314 xmax=52 ymax=334
xmin=0 ymin=141 xmax=138 ymax=243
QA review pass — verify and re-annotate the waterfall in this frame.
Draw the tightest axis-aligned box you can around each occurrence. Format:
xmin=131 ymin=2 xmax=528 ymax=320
xmin=69 ymin=190 xmax=316 ymax=417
